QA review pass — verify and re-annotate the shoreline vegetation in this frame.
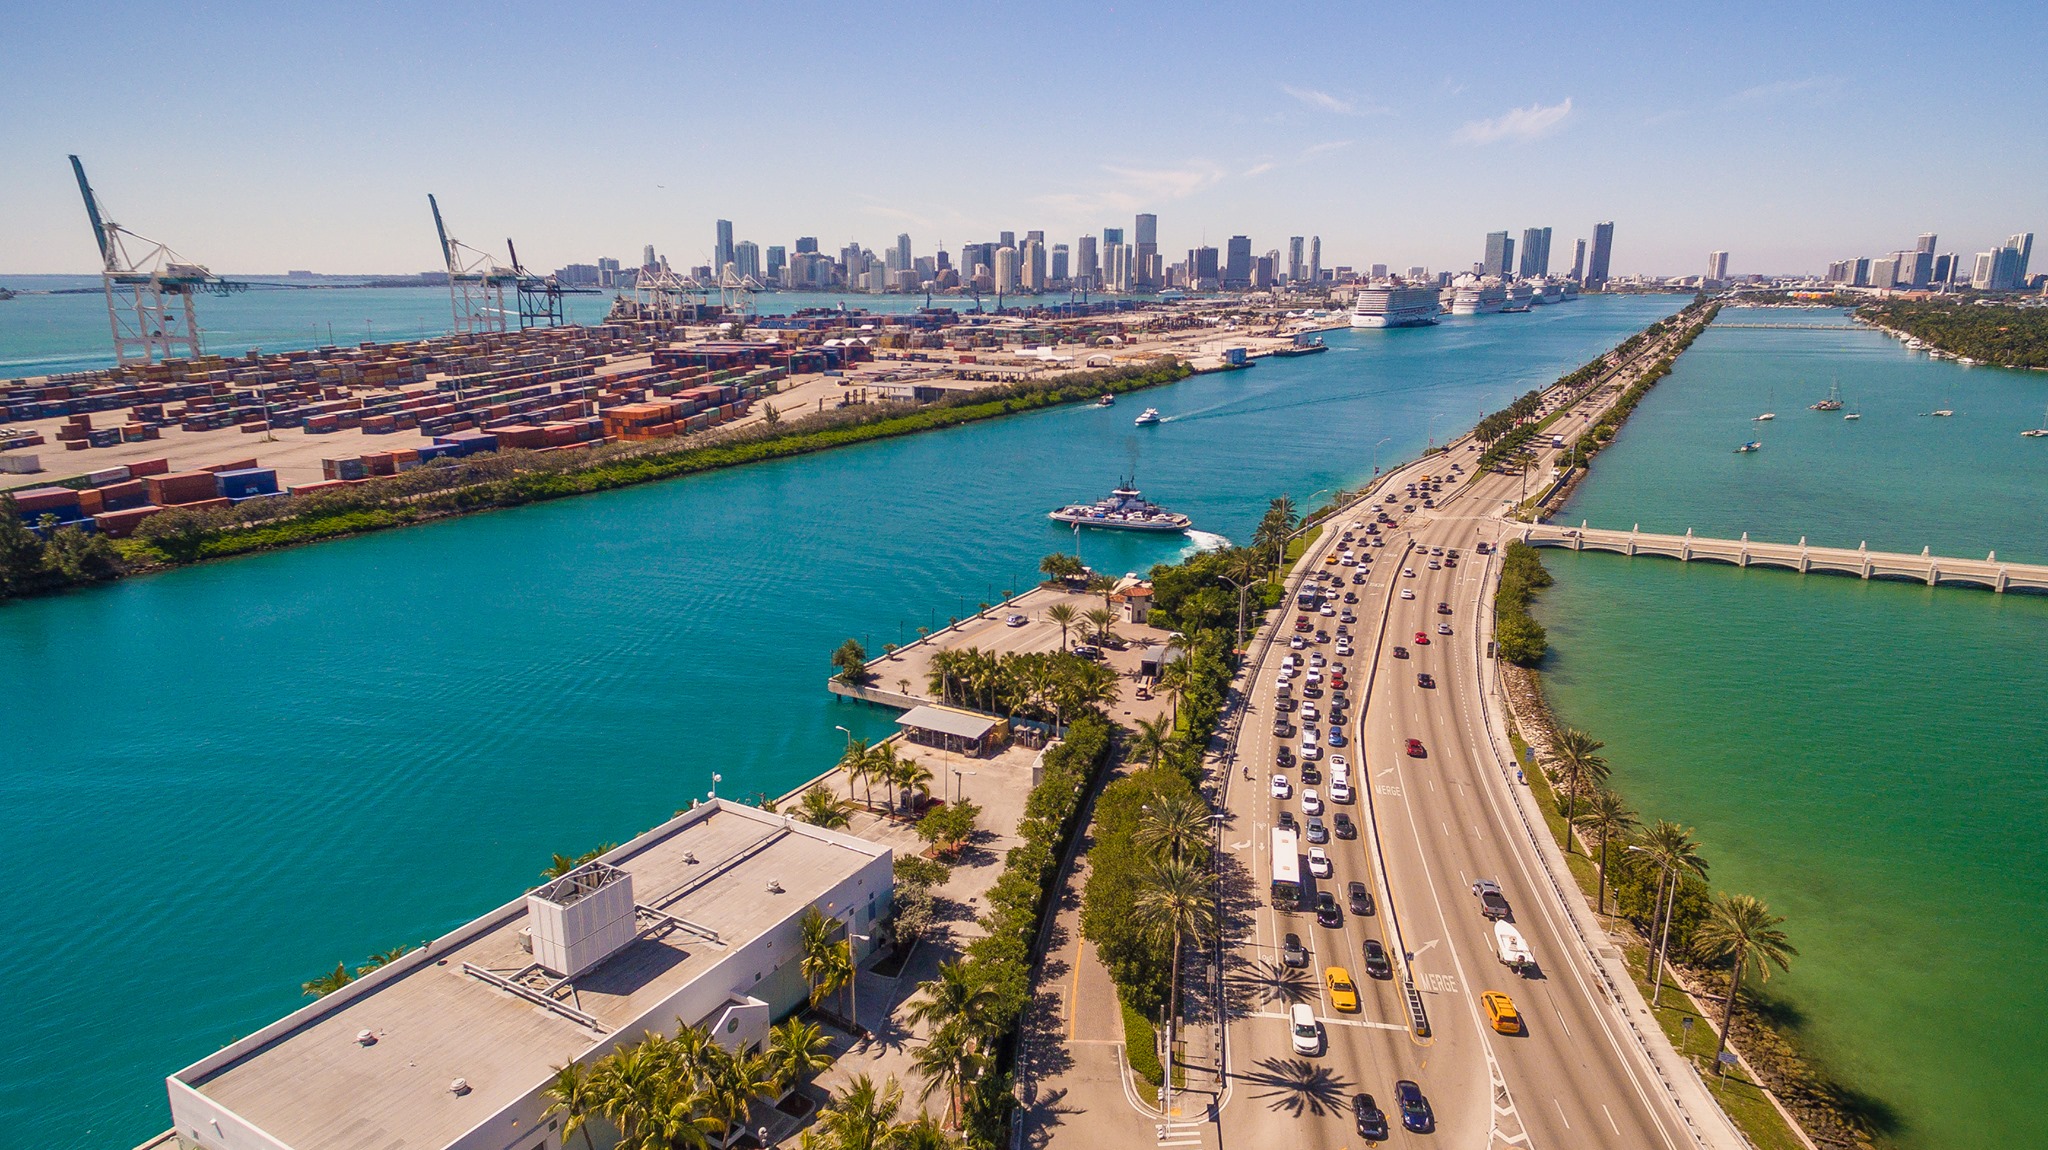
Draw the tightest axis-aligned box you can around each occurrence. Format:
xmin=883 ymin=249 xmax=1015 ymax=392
xmin=0 ymin=359 xmax=1192 ymax=603
xmin=1855 ymin=299 xmax=2048 ymax=369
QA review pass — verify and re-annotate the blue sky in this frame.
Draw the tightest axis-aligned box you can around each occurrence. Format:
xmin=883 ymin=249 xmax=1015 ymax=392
xmin=3 ymin=1 xmax=2041 ymax=277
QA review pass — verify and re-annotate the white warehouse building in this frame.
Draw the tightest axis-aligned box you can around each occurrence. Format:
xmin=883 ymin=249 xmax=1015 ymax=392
xmin=148 ymin=800 xmax=893 ymax=1150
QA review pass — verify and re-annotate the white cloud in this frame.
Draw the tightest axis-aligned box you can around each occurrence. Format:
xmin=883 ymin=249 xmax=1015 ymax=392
xmin=1451 ymin=98 xmax=1573 ymax=145
xmin=1032 ymin=162 xmax=1227 ymax=217
xmin=1281 ymin=84 xmax=1385 ymax=117
xmin=1300 ymin=140 xmax=1353 ymax=159
xmin=1725 ymin=76 xmax=1840 ymax=106
xmin=1242 ymin=161 xmax=1277 ymax=178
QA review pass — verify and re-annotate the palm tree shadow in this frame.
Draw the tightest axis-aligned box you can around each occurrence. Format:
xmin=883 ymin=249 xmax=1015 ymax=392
xmin=1226 ymin=959 xmax=1317 ymax=1013
xmin=1240 ymin=1054 xmax=1353 ymax=1117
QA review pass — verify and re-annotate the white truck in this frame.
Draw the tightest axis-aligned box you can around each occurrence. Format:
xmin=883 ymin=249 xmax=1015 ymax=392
xmin=1494 ymin=920 xmax=1534 ymax=973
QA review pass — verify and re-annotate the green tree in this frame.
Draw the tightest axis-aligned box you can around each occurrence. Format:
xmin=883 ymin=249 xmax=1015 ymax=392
xmin=1043 ymin=602 xmax=1079 ymax=649
xmin=911 ymin=1022 xmax=982 ymax=1129
xmin=798 ymin=784 xmax=853 ymax=829
xmin=1130 ymin=715 xmax=1174 ymax=771
xmin=1081 ymin=606 xmax=1115 ymax=645
xmin=1692 ymin=893 xmax=1798 ymax=1071
xmin=356 ymin=944 xmax=413 ymax=977
xmin=799 ymin=906 xmax=854 ymax=1018
xmin=301 ymin=962 xmax=354 ymax=997
xmin=833 ymin=638 xmax=872 ymax=686
xmin=39 ymin=522 xmax=119 ymax=581
xmin=814 ymin=1073 xmax=906 ymax=1150
xmin=1131 ymin=856 xmax=1215 ymax=1085
xmin=1547 ymin=728 xmax=1609 ymax=848
xmin=1634 ymin=820 xmax=1710 ymax=1006
xmin=765 ymin=1017 xmax=834 ymax=1098
xmin=1039 ymin=552 xmax=1085 ymax=581
xmin=1134 ymin=790 xmax=1212 ymax=866
xmin=541 ymin=1060 xmax=604 ymax=1150
xmin=905 ymin=960 xmax=999 ymax=1043
xmin=915 ymin=799 xmax=980 ymax=857
xmin=0 ymin=497 xmax=48 ymax=596
xmin=1572 ymin=787 xmax=1639 ymax=915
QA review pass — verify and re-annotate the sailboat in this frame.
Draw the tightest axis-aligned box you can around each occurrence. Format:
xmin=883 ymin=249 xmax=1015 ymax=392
xmin=2024 ymin=402 xmax=2048 ymax=438
xmin=1755 ymin=385 xmax=1775 ymax=421
xmin=1810 ymin=379 xmax=1843 ymax=411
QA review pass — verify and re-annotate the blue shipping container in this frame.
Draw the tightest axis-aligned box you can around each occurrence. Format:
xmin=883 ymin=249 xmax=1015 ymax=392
xmin=213 ymin=468 xmax=280 ymax=499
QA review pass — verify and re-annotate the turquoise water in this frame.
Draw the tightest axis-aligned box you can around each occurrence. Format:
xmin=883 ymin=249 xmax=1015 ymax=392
xmin=1539 ymin=311 xmax=2048 ymax=1149
xmin=0 ymin=295 xmax=1684 ymax=1149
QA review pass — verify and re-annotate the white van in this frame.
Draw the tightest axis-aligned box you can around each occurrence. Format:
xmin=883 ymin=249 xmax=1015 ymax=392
xmin=1290 ymin=1002 xmax=1321 ymax=1054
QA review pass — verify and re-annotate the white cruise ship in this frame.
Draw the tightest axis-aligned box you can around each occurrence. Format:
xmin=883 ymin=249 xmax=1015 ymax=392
xmin=1350 ymin=284 xmax=1443 ymax=328
xmin=1501 ymin=282 xmax=1534 ymax=312
xmin=1532 ymin=278 xmax=1564 ymax=305
xmin=1450 ymin=277 xmax=1506 ymax=315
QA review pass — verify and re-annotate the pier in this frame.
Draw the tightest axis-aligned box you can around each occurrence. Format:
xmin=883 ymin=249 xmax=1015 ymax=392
xmin=1521 ymin=522 xmax=2048 ymax=592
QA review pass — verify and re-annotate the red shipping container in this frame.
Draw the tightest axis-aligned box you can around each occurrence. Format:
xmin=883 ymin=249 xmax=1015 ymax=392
xmin=93 ymin=506 xmax=163 ymax=538
xmin=9 ymin=486 xmax=83 ymax=514
xmin=145 ymin=471 xmax=225 ymax=506
xmin=203 ymin=458 xmax=259 ymax=474
xmin=75 ymin=488 xmax=106 ymax=516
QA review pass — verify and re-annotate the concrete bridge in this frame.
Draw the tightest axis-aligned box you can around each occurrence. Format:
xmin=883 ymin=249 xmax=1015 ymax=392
xmin=1519 ymin=523 xmax=2048 ymax=593
xmin=1708 ymin=323 xmax=1863 ymax=331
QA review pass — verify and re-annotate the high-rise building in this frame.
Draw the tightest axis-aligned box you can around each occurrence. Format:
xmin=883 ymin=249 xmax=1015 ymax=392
xmin=642 ymin=244 xmax=658 ymax=269
xmin=2008 ymin=233 xmax=2034 ymax=285
xmin=999 ymin=231 xmax=1016 ymax=250
xmin=1023 ymin=240 xmax=1047 ymax=291
xmin=1585 ymin=222 xmax=1615 ymax=289
xmin=1518 ymin=227 xmax=1552 ymax=278
xmin=1903 ymin=249 xmax=1933 ymax=289
xmin=1309 ymin=236 xmax=1322 ymax=283
xmin=714 ymin=220 xmax=735 ymax=278
xmin=1570 ymin=239 xmax=1587 ymax=281
xmin=1369 ymin=263 xmax=1388 ymax=279
xmin=1076 ymin=235 xmax=1099 ymax=288
xmin=597 ymin=257 xmax=621 ymax=288
xmin=994 ymin=246 xmax=1019 ymax=293
xmin=1102 ymin=227 xmax=1124 ymax=255
xmin=1051 ymin=244 xmax=1069 ymax=285
xmin=1134 ymin=214 xmax=1158 ymax=289
xmin=1706 ymin=251 xmax=1729 ymax=282
xmin=1189 ymin=246 xmax=1219 ymax=289
xmin=764 ymin=246 xmax=786 ymax=285
xmin=733 ymin=241 xmax=761 ymax=282
xmin=1224 ymin=236 xmax=1252 ymax=290
xmin=1868 ymin=254 xmax=1900 ymax=290
xmin=1484 ymin=231 xmax=1514 ymax=279
xmin=795 ymin=237 xmax=819 ymax=255
xmin=1287 ymin=236 xmax=1306 ymax=282
xmin=896 ymin=234 xmax=913 ymax=272
xmin=1932 ymin=253 xmax=1955 ymax=285
xmin=1916 ymin=233 xmax=1938 ymax=256
xmin=1253 ymin=255 xmax=1275 ymax=289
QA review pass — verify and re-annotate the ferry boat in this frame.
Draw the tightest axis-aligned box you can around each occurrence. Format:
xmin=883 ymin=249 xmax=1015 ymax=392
xmin=1134 ymin=407 xmax=1162 ymax=425
xmin=1810 ymin=381 xmax=1843 ymax=411
xmin=1049 ymin=481 xmax=1192 ymax=533
xmin=1450 ymin=277 xmax=1506 ymax=316
xmin=1097 ymin=394 xmax=1115 ymax=407
xmin=1350 ymin=285 xmax=1443 ymax=328
xmin=1270 ymin=333 xmax=1328 ymax=357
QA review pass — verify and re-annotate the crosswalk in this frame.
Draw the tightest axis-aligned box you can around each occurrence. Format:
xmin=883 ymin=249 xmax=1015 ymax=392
xmin=1155 ymin=1120 xmax=1206 ymax=1146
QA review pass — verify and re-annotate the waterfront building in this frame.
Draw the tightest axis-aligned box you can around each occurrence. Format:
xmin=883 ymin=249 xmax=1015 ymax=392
xmin=1932 ymin=253 xmax=1955 ymax=285
xmin=764 ymin=246 xmax=786 ymax=285
xmin=641 ymin=244 xmax=657 ymax=270
xmin=1051 ymin=243 xmax=1069 ymax=286
xmin=1253 ymin=255 xmax=1275 ymax=289
xmin=995 ymin=245 xmax=1020 ymax=293
xmin=734 ymin=241 xmax=761 ymax=283
xmin=1484 ymin=231 xmax=1515 ymax=280
xmin=1917 ymin=232 xmax=1938 ymax=256
xmin=596 ymin=257 xmax=621 ymax=288
xmin=714 ymin=220 xmax=735 ymax=280
xmin=1287 ymin=236 xmax=1305 ymax=282
xmin=1224 ymin=236 xmax=1252 ymax=290
xmin=1519 ymin=227 xmax=1552 ymax=278
xmin=2008 ymin=233 xmax=2034 ymax=285
xmin=1868 ymin=254 xmax=1900 ymax=290
xmin=896 ymin=233 xmax=913 ymax=272
xmin=554 ymin=263 xmax=599 ymax=286
xmin=1076 ymin=235 xmax=1099 ymax=289
xmin=1585 ymin=222 xmax=1614 ymax=289
xmin=1570 ymin=238 xmax=1587 ymax=282
xmin=1022 ymin=240 xmax=1046 ymax=291
xmin=1903 ymin=249 xmax=1933 ymax=289
xmin=1134 ymin=214 xmax=1158 ymax=289
xmin=795 ymin=236 xmax=819 ymax=255
xmin=1706 ymin=250 xmax=1729 ymax=283
xmin=149 ymin=801 xmax=892 ymax=1150
xmin=1309 ymin=236 xmax=1322 ymax=283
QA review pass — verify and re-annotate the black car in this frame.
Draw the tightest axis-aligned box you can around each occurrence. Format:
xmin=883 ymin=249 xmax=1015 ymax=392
xmin=1328 ymin=708 xmax=1347 ymax=727
xmin=1437 ymin=601 xmax=1452 ymax=614
xmin=1300 ymin=764 xmax=1321 ymax=786
xmin=1352 ymin=572 xmax=1368 ymax=585
xmin=1333 ymin=813 xmax=1357 ymax=839
xmin=1275 ymin=746 xmax=1295 ymax=767
xmin=1272 ymin=721 xmax=1295 ymax=739
xmin=1315 ymin=891 xmax=1342 ymax=927
xmin=1281 ymin=932 xmax=1309 ymax=968
xmin=1343 ymin=592 xmax=1358 ymax=604
xmin=1393 ymin=645 xmax=1409 ymax=659
xmin=1278 ymin=810 xmax=1298 ymax=832
xmin=1302 ymin=683 xmax=1322 ymax=699
xmin=1275 ymin=696 xmax=1297 ymax=713
xmin=1306 ymin=817 xmax=1329 ymax=844
xmin=1362 ymin=938 xmax=1393 ymax=979
xmin=1476 ymin=541 xmax=1492 ymax=555
xmin=1353 ymin=1092 xmax=1390 ymax=1141
xmin=1395 ymin=1080 xmax=1433 ymax=1133
xmin=1417 ymin=672 xmax=1435 ymax=689
xmin=1346 ymin=881 xmax=1375 ymax=915
xmin=1314 ymin=630 xmax=1331 ymax=644
xmin=1445 ymin=556 xmax=1457 ymax=568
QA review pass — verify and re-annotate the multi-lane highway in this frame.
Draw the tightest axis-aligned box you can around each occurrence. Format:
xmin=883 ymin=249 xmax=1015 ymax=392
xmin=1202 ymin=311 xmax=1743 ymax=1150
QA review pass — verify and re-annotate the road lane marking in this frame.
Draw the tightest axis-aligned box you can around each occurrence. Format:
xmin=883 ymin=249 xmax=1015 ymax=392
xmin=1605 ymin=1103 xmax=1623 ymax=1136
xmin=1553 ymin=1098 xmax=1572 ymax=1129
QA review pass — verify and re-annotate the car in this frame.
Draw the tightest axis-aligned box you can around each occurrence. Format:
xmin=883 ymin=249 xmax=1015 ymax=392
xmin=1437 ymin=623 xmax=1452 ymax=635
xmin=1275 ymin=745 xmax=1295 ymax=767
xmin=1417 ymin=672 xmax=1435 ymax=689
xmin=1333 ymin=813 xmax=1357 ymax=839
xmin=1340 ymin=610 xmax=1357 ymax=623
xmin=1302 ymin=789 xmax=1323 ymax=815
xmin=1402 ymin=567 xmax=1416 ymax=578
xmin=1272 ymin=720 xmax=1295 ymax=739
xmin=1361 ymin=937 xmax=1393 ymax=979
xmin=1340 ymin=556 xmax=1357 ymax=567
xmin=1325 ymin=966 xmax=1360 ymax=1012
xmin=1314 ymin=630 xmax=1331 ymax=643
xmin=1482 ymin=990 xmax=1524 ymax=1035
xmin=1289 ymin=634 xmax=1307 ymax=649
xmin=1282 ymin=652 xmax=1301 ymax=667
xmin=1399 ymin=588 xmax=1415 ymax=600
xmin=1393 ymin=645 xmax=1409 ymax=659
xmin=1413 ymin=631 xmax=1430 ymax=645
xmin=1384 ymin=493 xmax=1398 ymax=503
xmin=1294 ymin=615 xmax=1313 ymax=632
xmin=1335 ymin=643 xmax=1355 ymax=658
xmin=1290 ymin=1002 xmax=1322 ymax=1055
xmin=1308 ymin=847 xmax=1332 ymax=878
xmin=1395 ymin=1081 xmax=1434 ymax=1133
xmin=1327 ymin=729 xmax=1348 ymax=748
xmin=1328 ymin=753 xmax=1349 ymax=774
xmin=1300 ymin=741 xmax=1322 ymax=761
xmin=1353 ymin=572 xmax=1369 ymax=584
xmin=1324 ymin=554 xmax=1338 ymax=565
xmin=1301 ymin=683 xmax=1322 ymax=699
xmin=1437 ymin=601 xmax=1451 ymax=614
xmin=1405 ymin=738 xmax=1425 ymax=757
xmin=1299 ymin=763 xmax=1320 ymax=785
xmin=1305 ymin=817 xmax=1329 ymax=844
xmin=1372 ymin=537 xmax=1386 ymax=547
xmin=1330 ymin=776 xmax=1352 ymax=802
xmin=1319 ymin=604 xmax=1337 ymax=616
xmin=1431 ymin=547 xmax=1444 ymax=556
xmin=1308 ymin=653 xmax=1326 ymax=668
xmin=1353 ymin=1093 xmax=1390 ymax=1141
xmin=1347 ymin=881 xmax=1375 ymax=915
xmin=1071 ymin=644 xmax=1103 ymax=660
xmin=1301 ymin=703 xmax=1320 ymax=723
xmin=1271 ymin=774 xmax=1291 ymax=799
xmin=1476 ymin=541 xmax=1492 ymax=554
xmin=1404 ymin=504 xmax=1416 ymax=513
xmin=1004 ymin=613 xmax=1028 ymax=627
xmin=1274 ymin=695 xmax=1296 ymax=713
xmin=1448 ymin=548 xmax=1461 ymax=558
xmin=1278 ymin=810 xmax=1298 ymax=833
xmin=1472 ymin=878 xmax=1513 ymax=920
xmin=1422 ymin=499 xmax=1435 ymax=509
xmin=1315 ymin=891 xmax=1342 ymax=927
xmin=1427 ymin=559 xmax=1441 ymax=570
xmin=1343 ymin=591 xmax=1358 ymax=604
xmin=1281 ymin=932 xmax=1309 ymax=968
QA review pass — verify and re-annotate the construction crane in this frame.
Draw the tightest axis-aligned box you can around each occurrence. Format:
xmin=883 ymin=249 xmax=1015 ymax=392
xmin=70 ymin=154 xmax=244 ymax=367
xmin=506 ymin=238 xmax=564 ymax=329
xmin=427 ymin=194 xmax=520 ymax=336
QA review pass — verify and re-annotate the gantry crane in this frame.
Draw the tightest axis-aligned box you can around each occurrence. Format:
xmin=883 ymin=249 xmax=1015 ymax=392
xmin=70 ymin=154 xmax=244 ymax=367
xmin=428 ymin=194 xmax=523 ymax=336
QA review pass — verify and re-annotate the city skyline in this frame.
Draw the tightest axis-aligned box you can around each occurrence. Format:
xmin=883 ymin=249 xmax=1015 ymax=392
xmin=2 ymin=4 xmax=2043 ymax=278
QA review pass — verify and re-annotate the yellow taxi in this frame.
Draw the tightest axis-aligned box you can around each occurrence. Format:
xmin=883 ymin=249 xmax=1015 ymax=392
xmin=1324 ymin=553 xmax=1339 ymax=564
xmin=1481 ymin=991 xmax=1523 ymax=1035
xmin=1325 ymin=966 xmax=1360 ymax=1012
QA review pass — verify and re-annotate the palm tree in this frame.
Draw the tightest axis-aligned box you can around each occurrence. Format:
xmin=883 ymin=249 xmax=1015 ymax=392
xmin=764 ymin=1017 xmax=833 ymax=1099
xmin=798 ymin=785 xmax=853 ymax=829
xmin=1081 ymin=606 xmax=1116 ymax=646
xmin=1135 ymin=791 xmax=1212 ymax=866
xmin=1130 ymin=714 xmax=1174 ymax=770
xmin=356 ymin=944 xmax=413 ymax=976
xmin=594 ymin=1033 xmax=670 ymax=1147
xmin=1154 ymin=657 xmax=1191 ymax=727
xmin=1132 ymin=856 xmax=1217 ymax=1089
xmin=904 ymin=960 xmax=998 ymax=1043
xmin=542 ymin=1060 xmax=604 ymax=1150
xmin=1043 ymin=602 xmax=1079 ymax=650
xmin=859 ymin=741 xmax=893 ymax=811
xmin=543 ymin=853 xmax=584 ymax=879
xmin=1692 ymin=893 xmax=1798 ymax=1071
xmin=1547 ymin=727 xmax=1610 ymax=849
xmin=816 ymin=1074 xmax=905 ymax=1150
xmin=892 ymin=755 xmax=934 ymax=815
xmin=1572 ymin=787 xmax=1639 ymax=915
xmin=892 ymin=1112 xmax=960 ymax=1150
xmin=799 ymin=907 xmax=854 ymax=1019
xmin=839 ymin=736 xmax=873 ymax=806
xmin=302 ymin=962 xmax=354 ymax=998
xmin=911 ymin=1021 xmax=982 ymax=1129
xmin=703 ymin=1045 xmax=776 ymax=1146
xmin=1635 ymin=820 xmax=1709 ymax=1006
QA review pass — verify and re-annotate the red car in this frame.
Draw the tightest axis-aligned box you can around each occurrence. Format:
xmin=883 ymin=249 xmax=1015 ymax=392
xmin=1295 ymin=615 xmax=1313 ymax=632
xmin=1406 ymin=738 xmax=1426 ymax=757
xmin=1413 ymin=632 xmax=1430 ymax=645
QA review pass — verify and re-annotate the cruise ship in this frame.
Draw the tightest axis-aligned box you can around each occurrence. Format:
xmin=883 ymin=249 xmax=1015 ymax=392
xmin=1450 ymin=277 xmax=1507 ymax=316
xmin=1532 ymin=278 xmax=1564 ymax=305
xmin=1048 ymin=481 xmax=1192 ymax=533
xmin=1501 ymin=282 xmax=1535 ymax=313
xmin=1350 ymin=284 xmax=1443 ymax=328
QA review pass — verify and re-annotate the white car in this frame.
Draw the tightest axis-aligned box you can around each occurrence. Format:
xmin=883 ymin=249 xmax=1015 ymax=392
xmin=1319 ymin=605 xmax=1336 ymax=617
xmin=1335 ymin=643 xmax=1355 ymax=658
xmin=1290 ymin=1002 xmax=1321 ymax=1055
xmin=1403 ymin=568 xmax=1416 ymax=577
xmin=1300 ymin=741 xmax=1322 ymax=761
xmin=1309 ymin=653 xmax=1326 ymax=668
xmin=1305 ymin=669 xmax=1322 ymax=685
xmin=1271 ymin=774 xmax=1292 ymax=799
xmin=1329 ymin=754 xmax=1350 ymax=775
xmin=1283 ymin=653 xmax=1301 ymax=668
xmin=1290 ymin=635 xmax=1307 ymax=649
xmin=1004 ymin=613 xmax=1028 ymax=627
xmin=1301 ymin=704 xmax=1320 ymax=723
xmin=1308 ymin=847 xmax=1333 ymax=877
xmin=1438 ymin=623 xmax=1452 ymax=635
xmin=1302 ymin=789 xmax=1324 ymax=815
xmin=1400 ymin=588 xmax=1416 ymax=600
xmin=1331 ymin=777 xmax=1354 ymax=803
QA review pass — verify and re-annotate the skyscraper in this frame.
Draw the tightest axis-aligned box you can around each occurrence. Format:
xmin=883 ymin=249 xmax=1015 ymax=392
xmin=1518 ymin=227 xmax=1552 ymax=277
xmin=2008 ymin=233 xmax=2034 ymax=285
xmin=994 ymin=246 xmax=1019 ymax=293
xmin=795 ymin=237 xmax=819 ymax=255
xmin=1102 ymin=226 xmax=1124 ymax=253
xmin=1189 ymin=246 xmax=1219 ymax=289
xmin=1484 ymin=231 xmax=1514 ymax=279
xmin=1051 ymin=243 xmax=1069 ymax=285
xmin=642 ymin=244 xmax=658 ymax=269
xmin=765 ymin=246 xmax=786 ymax=285
xmin=1309 ymin=236 xmax=1322 ymax=283
xmin=714 ymin=220 xmax=735 ymax=278
xmin=1224 ymin=236 xmax=1252 ymax=290
xmin=1706 ymin=251 xmax=1729 ymax=282
xmin=1076 ymin=235 xmax=1099 ymax=288
xmin=1916 ymin=233 xmax=1938 ymax=256
xmin=1023 ymin=240 xmax=1046 ymax=291
xmin=734 ymin=240 xmax=761 ymax=282
xmin=1570 ymin=239 xmax=1587 ymax=281
xmin=1134 ymin=214 xmax=1158 ymax=289
xmin=1585 ymin=222 xmax=1615 ymax=290
xmin=896 ymin=234 xmax=913 ymax=272
xmin=1287 ymin=236 xmax=1306 ymax=282
xmin=999 ymin=231 xmax=1016 ymax=250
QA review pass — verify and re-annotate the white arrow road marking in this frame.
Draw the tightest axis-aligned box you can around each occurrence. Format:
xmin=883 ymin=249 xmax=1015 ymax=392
xmin=1413 ymin=938 xmax=1440 ymax=959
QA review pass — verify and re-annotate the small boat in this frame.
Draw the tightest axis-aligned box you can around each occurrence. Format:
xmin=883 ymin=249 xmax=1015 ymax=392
xmin=1810 ymin=380 xmax=1843 ymax=411
xmin=1735 ymin=440 xmax=1762 ymax=453
xmin=1097 ymin=394 xmax=1115 ymax=407
xmin=1925 ymin=409 xmax=1954 ymax=418
xmin=1134 ymin=407 xmax=1162 ymax=426
xmin=1754 ymin=412 xmax=1775 ymax=421
xmin=1844 ymin=413 xmax=1861 ymax=421
xmin=2024 ymin=403 xmax=2048 ymax=437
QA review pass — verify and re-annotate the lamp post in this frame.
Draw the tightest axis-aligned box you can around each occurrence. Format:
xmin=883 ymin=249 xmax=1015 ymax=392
xmin=709 ymin=773 xmax=721 ymax=801
xmin=848 ymin=930 xmax=872 ymax=1037
xmin=1372 ymin=435 xmax=1390 ymax=476
xmin=1217 ymin=573 xmax=1253 ymax=652
xmin=1427 ymin=412 xmax=1444 ymax=451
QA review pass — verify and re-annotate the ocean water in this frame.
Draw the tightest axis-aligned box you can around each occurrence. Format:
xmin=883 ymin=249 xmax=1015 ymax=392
xmin=0 ymin=294 xmax=1684 ymax=1149
xmin=1537 ymin=310 xmax=2048 ymax=1149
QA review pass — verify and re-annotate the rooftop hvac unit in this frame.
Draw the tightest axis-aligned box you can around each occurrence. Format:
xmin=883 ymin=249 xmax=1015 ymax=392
xmin=526 ymin=862 xmax=637 ymax=978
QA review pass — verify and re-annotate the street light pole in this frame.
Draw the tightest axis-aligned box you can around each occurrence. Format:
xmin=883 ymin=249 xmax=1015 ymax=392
xmin=1628 ymin=845 xmax=1677 ymax=1007
xmin=1372 ymin=435 xmax=1390 ymax=476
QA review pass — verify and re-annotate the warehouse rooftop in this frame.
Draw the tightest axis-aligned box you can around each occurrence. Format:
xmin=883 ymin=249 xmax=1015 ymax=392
xmin=172 ymin=802 xmax=888 ymax=1150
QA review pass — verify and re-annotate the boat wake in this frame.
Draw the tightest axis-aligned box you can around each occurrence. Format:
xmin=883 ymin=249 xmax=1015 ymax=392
xmin=1182 ymin=530 xmax=1233 ymax=556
